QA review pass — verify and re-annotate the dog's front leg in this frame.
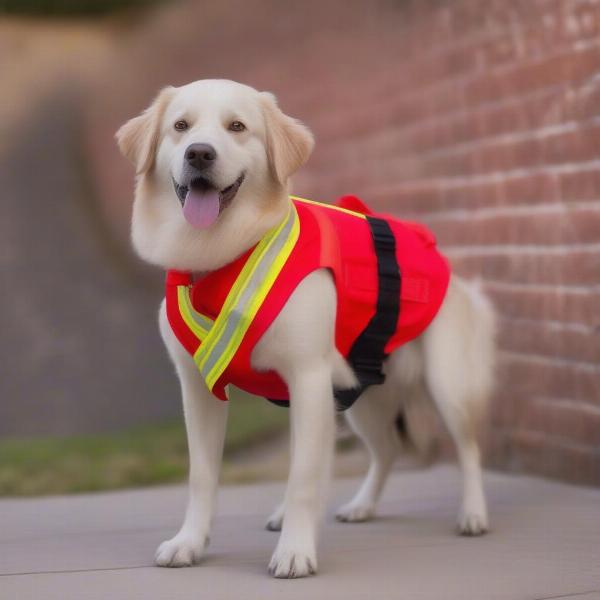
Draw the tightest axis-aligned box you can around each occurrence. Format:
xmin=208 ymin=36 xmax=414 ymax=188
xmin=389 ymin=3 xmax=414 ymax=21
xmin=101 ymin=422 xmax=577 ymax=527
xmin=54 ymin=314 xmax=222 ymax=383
xmin=155 ymin=302 xmax=228 ymax=567
xmin=268 ymin=363 xmax=335 ymax=578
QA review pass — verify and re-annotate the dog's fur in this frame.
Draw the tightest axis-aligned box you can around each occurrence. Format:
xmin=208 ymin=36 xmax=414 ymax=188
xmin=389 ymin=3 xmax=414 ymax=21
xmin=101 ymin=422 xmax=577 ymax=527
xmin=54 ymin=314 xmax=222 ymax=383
xmin=116 ymin=79 xmax=496 ymax=579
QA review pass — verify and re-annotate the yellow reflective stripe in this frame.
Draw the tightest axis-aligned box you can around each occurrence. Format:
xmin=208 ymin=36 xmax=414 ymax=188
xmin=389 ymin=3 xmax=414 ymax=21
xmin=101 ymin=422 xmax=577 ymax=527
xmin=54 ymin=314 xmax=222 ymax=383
xmin=203 ymin=211 xmax=300 ymax=390
xmin=193 ymin=224 xmax=277 ymax=369
xmin=194 ymin=207 xmax=292 ymax=371
xmin=194 ymin=206 xmax=299 ymax=391
xmin=177 ymin=286 xmax=212 ymax=340
xmin=291 ymin=195 xmax=368 ymax=220
xmin=195 ymin=207 xmax=296 ymax=379
xmin=193 ymin=213 xmax=286 ymax=369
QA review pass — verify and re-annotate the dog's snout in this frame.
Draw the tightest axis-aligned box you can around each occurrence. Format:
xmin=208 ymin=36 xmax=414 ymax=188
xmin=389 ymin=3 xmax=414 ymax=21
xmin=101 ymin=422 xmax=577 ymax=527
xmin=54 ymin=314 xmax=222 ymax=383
xmin=185 ymin=143 xmax=217 ymax=170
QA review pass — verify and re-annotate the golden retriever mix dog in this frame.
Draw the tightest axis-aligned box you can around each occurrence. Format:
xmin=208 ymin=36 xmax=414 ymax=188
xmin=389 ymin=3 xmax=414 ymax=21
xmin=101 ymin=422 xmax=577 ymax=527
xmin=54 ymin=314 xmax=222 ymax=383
xmin=116 ymin=79 xmax=496 ymax=578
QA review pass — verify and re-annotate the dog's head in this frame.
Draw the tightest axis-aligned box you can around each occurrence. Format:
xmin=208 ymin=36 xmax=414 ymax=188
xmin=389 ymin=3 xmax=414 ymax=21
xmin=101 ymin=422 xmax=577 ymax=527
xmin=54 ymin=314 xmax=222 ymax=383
xmin=116 ymin=79 xmax=314 ymax=269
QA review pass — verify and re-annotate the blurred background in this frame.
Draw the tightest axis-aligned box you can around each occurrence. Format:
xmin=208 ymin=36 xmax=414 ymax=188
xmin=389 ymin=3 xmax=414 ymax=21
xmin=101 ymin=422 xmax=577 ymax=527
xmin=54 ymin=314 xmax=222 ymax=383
xmin=0 ymin=0 xmax=598 ymax=496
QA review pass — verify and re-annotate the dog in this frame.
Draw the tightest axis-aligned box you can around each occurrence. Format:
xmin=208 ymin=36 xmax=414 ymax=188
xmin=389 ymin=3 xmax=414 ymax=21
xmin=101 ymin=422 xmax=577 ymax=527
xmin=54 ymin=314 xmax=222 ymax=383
xmin=116 ymin=79 xmax=496 ymax=579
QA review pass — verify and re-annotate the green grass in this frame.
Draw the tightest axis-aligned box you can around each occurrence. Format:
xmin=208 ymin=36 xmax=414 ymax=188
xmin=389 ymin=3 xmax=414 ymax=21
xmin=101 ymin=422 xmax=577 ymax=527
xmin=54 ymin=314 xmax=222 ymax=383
xmin=0 ymin=390 xmax=288 ymax=497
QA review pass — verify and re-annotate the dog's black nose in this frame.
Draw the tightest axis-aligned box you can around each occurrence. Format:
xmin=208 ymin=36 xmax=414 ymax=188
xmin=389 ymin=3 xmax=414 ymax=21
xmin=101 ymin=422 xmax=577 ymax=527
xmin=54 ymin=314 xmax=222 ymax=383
xmin=185 ymin=143 xmax=217 ymax=170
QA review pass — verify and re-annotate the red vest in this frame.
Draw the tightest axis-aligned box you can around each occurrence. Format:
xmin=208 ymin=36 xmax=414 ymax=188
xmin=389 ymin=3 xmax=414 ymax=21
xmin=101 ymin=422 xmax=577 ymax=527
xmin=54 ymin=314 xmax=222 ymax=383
xmin=166 ymin=196 xmax=450 ymax=402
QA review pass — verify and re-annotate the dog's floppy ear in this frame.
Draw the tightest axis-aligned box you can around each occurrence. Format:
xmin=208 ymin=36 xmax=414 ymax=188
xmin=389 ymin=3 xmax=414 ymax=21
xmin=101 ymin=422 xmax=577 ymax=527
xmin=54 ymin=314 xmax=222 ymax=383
xmin=260 ymin=92 xmax=314 ymax=184
xmin=116 ymin=86 xmax=175 ymax=174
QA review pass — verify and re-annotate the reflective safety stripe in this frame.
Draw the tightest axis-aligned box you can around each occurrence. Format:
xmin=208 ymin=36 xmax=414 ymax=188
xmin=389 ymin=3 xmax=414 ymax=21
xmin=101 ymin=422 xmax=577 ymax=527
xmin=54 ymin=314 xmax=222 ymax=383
xmin=176 ymin=286 xmax=214 ymax=340
xmin=194 ymin=205 xmax=300 ymax=392
xmin=291 ymin=196 xmax=368 ymax=220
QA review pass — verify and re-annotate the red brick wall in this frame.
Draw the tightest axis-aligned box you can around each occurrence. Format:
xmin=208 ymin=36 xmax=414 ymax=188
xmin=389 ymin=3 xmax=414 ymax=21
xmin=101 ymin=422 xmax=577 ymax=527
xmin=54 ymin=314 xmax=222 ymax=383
xmin=88 ymin=0 xmax=600 ymax=483
xmin=288 ymin=0 xmax=600 ymax=484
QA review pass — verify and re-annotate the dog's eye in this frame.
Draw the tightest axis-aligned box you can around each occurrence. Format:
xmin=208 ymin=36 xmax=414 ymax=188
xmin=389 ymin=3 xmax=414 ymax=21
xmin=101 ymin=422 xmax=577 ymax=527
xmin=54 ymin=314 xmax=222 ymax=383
xmin=228 ymin=121 xmax=246 ymax=132
xmin=174 ymin=120 xmax=189 ymax=132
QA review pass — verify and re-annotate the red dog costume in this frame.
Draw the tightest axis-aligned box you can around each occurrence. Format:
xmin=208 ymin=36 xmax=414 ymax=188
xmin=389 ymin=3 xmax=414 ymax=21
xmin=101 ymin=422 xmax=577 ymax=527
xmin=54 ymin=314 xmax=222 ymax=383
xmin=166 ymin=196 xmax=450 ymax=409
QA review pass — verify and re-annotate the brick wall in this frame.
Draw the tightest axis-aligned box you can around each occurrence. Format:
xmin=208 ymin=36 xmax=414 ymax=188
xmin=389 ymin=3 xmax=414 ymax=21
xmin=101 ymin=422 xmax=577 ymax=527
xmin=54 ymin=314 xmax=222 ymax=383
xmin=86 ymin=0 xmax=600 ymax=483
xmin=289 ymin=0 xmax=600 ymax=484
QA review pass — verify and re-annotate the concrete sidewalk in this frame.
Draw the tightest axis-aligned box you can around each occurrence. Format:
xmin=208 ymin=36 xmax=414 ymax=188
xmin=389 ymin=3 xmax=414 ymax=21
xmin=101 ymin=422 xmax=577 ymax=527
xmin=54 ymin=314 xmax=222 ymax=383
xmin=1 ymin=465 xmax=599 ymax=600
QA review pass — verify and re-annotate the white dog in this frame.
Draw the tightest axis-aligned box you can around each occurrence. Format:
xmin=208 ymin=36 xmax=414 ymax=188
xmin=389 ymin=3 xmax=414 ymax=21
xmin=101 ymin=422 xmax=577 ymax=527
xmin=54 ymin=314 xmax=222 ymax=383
xmin=116 ymin=79 xmax=496 ymax=578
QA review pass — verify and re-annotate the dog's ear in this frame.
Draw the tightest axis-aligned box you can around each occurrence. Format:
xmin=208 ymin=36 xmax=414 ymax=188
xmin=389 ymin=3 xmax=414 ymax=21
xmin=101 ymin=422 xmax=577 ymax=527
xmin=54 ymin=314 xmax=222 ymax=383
xmin=116 ymin=86 xmax=175 ymax=175
xmin=260 ymin=92 xmax=314 ymax=184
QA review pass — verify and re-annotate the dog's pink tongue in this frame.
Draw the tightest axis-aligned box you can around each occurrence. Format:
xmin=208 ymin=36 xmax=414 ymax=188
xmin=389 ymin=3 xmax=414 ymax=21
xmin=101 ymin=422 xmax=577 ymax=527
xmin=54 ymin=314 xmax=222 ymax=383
xmin=183 ymin=188 xmax=220 ymax=229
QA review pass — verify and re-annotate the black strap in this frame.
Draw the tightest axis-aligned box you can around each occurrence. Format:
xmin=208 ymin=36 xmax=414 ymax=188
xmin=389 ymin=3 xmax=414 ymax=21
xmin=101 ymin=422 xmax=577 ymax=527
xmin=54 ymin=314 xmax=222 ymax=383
xmin=267 ymin=216 xmax=401 ymax=411
xmin=333 ymin=216 xmax=401 ymax=411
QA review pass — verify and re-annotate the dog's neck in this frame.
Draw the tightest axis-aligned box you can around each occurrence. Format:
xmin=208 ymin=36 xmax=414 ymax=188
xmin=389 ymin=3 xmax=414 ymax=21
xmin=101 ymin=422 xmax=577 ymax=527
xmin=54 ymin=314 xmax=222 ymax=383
xmin=131 ymin=177 xmax=291 ymax=273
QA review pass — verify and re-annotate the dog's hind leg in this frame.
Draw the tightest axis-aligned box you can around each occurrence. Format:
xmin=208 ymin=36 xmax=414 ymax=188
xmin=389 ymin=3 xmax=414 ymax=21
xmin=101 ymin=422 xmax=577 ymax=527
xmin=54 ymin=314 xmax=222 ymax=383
xmin=336 ymin=341 xmax=426 ymax=523
xmin=425 ymin=375 xmax=488 ymax=535
xmin=336 ymin=383 xmax=403 ymax=523
xmin=422 ymin=277 xmax=495 ymax=536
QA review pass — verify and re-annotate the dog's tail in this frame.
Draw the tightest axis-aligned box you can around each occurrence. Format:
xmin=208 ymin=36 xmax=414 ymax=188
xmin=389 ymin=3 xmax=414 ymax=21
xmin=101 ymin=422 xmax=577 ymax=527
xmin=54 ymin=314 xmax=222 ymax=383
xmin=394 ymin=384 xmax=441 ymax=465
xmin=458 ymin=277 xmax=497 ymax=436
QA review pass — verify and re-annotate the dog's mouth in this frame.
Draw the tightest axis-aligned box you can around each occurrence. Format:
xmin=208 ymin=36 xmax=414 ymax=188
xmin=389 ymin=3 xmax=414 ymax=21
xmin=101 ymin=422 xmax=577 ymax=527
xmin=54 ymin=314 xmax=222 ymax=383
xmin=173 ymin=172 xmax=245 ymax=229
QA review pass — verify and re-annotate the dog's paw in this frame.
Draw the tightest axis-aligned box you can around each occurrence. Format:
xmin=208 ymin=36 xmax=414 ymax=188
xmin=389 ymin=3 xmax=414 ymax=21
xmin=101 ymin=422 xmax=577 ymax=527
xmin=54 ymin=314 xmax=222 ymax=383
xmin=155 ymin=533 xmax=206 ymax=567
xmin=457 ymin=509 xmax=489 ymax=536
xmin=268 ymin=545 xmax=317 ymax=578
xmin=335 ymin=501 xmax=375 ymax=523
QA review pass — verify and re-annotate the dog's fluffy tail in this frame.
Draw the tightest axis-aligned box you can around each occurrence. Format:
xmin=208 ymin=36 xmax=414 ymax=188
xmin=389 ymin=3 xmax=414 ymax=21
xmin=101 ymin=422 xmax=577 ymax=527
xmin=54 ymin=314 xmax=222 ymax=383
xmin=459 ymin=277 xmax=497 ymax=434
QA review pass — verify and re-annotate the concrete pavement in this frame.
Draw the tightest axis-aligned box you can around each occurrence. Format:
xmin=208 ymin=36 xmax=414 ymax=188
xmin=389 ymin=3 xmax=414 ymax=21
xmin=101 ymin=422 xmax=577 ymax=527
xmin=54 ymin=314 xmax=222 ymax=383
xmin=1 ymin=465 xmax=599 ymax=600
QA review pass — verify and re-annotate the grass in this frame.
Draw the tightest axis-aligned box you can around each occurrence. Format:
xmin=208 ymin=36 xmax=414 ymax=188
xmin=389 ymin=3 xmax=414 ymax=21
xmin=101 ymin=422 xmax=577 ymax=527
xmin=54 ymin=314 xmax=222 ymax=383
xmin=0 ymin=390 xmax=288 ymax=497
